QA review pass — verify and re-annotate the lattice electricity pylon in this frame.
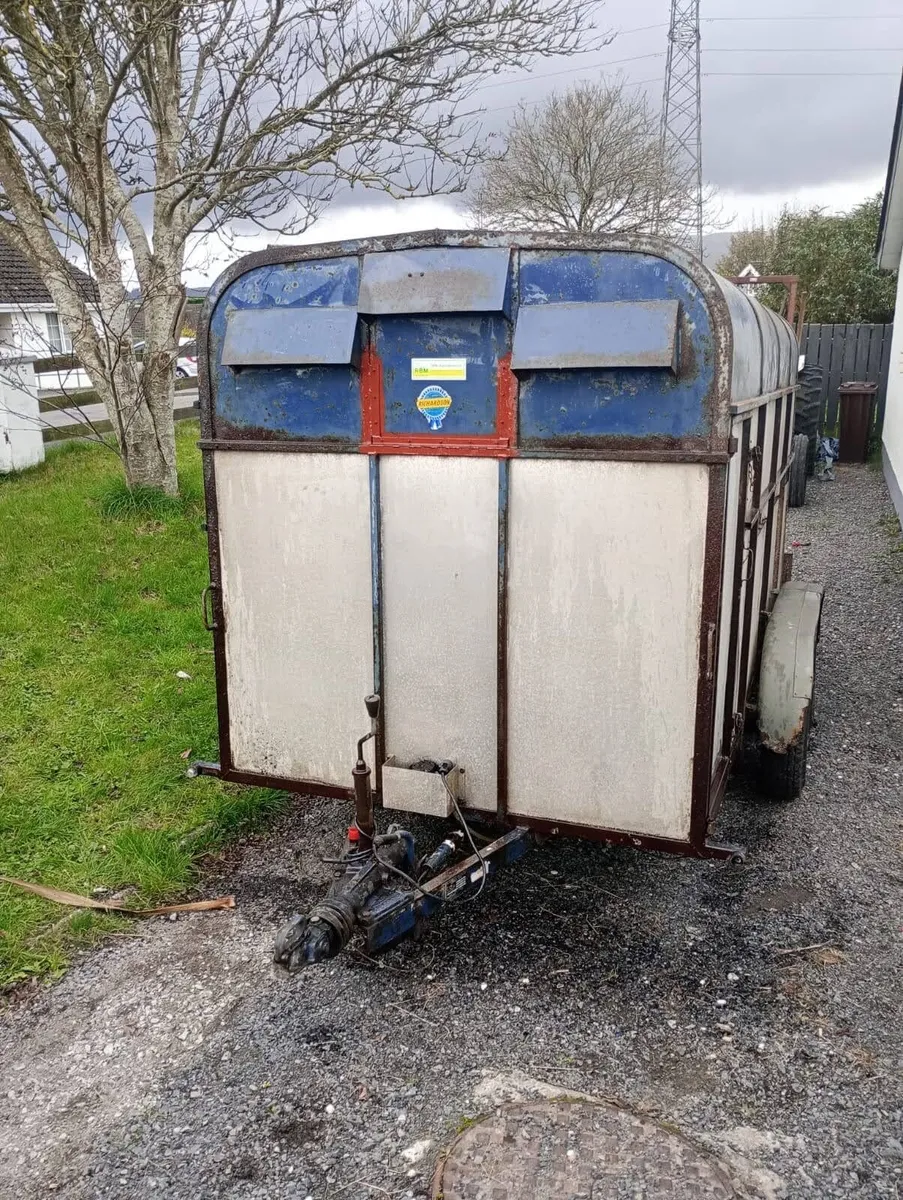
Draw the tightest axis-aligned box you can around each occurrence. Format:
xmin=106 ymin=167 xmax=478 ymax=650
xmin=659 ymin=0 xmax=703 ymax=259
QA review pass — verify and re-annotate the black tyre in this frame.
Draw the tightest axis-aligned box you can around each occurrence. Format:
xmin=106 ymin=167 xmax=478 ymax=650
xmin=759 ymin=706 xmax=810 ymax=801
xmin=795 ymin=366 xmax=823 ymax=476
xmin=788 ymin=433 xmax=808 ymax=508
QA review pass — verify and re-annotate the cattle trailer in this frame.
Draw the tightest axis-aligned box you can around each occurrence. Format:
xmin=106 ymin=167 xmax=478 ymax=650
xmin=190 ymin=233 xmax=823 ymax=968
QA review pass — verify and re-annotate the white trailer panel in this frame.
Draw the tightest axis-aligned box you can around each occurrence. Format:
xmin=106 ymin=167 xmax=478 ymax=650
xmin=215 ymin=451 xmax=373 ymax=784
xmin=506 ymin=459 xmax=709 ymax=839
xmin=380 ymin=456 xmax=499 ymax=812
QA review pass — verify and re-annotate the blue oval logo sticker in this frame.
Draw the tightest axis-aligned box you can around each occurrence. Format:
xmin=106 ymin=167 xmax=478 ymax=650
xmin=416 ymin=385 xmax=452 ymax=431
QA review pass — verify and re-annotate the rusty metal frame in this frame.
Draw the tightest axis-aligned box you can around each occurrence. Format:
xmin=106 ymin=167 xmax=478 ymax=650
xmin=750 ymin=394 xmax=787 ymax=705
xmin=720 ymin=416 xmax=752 ymax=767
xmin=508 ymin=814 xmax=744 ymax=862
xmin=369 ymin=454 xmax=386 ymax=805
xmin=708 ymin=375 xmax=798 ymax=821
xmin=197 ymin=230 xmax=754 ymax=852
xmin=359 ymin=344 xmax=516 ymax=458
xmin=735 ymin=405 xmax=768 ymax=738
xmin=727 ymin=274 xmax=802 ymax=338
xmin=692 ymin=462 xmax=727 ymax=844
xmin=730 ymin=384 xmax=795 ymax=418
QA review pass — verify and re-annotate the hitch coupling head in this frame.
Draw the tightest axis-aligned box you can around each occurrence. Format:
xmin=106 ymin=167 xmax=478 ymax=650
xmin=273 ymin=901 xmax=355 ymax=971
xmin=273 ymin=828 xmax=414 ymax=972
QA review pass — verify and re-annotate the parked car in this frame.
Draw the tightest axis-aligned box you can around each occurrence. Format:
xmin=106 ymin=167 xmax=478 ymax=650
xmin=175 ymin=340 xmax=198 ymax=378
xmin=132 ymin=339 xmax=198 ymax=378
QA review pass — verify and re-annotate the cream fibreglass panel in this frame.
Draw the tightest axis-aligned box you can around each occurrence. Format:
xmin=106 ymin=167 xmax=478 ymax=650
xmin=380 ymin=455 xmax=498 ymax=812
xmin=215 ymin=451 xmax=373 ymax=784
xmin=507 ymin=459 xmax=709 ymax=839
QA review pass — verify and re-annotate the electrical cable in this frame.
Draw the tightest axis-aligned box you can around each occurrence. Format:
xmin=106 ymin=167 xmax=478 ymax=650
xmin=475 ymin=50 xmax=665 ymax=92
xmin=440 ymin=769 xmax=489 ymax=902
xmin=329 ymin=822 xmax=449 ymax=904
xmin=373 ymin=842 xmax=446 ymax=903
xmin=706 ymin=47 xmax=903 ymax=52
xmin=703 ymin=14 xmax=903 ymax=21
xmin=704 ymin=71 xmax=898 ymax=76
xmin=325 ymin=778 xmax=490 ymax=905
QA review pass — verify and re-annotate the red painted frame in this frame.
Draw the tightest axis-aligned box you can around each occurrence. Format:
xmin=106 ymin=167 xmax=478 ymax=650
xmin=360 ymin=346 xmax=517 ymax=458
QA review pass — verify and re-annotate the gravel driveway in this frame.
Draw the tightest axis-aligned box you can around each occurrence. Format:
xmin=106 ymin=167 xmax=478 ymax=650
xmin=1 ymin=464 xmax=901 ymax=1200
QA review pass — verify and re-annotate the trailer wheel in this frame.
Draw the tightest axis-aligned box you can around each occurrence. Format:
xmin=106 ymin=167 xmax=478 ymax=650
xmin=788 ymin=433 xmax=808 ymax=508
xmin=795 ymin=367 xmax=823 ymax=477
xmin=759 ymin=705 xmax=810 ymax=801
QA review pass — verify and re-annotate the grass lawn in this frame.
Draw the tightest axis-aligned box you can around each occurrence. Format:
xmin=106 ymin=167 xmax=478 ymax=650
xmin=0 ymin=423 xmax=284 ymax=989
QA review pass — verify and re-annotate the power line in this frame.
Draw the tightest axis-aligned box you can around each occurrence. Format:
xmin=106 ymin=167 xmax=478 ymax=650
xmin=616 ymin=23 xmax=668 ymax=35
xmin=525 ymin=23 xmax=666 ymax=59
xmin=477 ymin=51 xmax=664 ymax=92
xmin=473 ymin=18 xmax=902 ymax=110
xmin=704 ymin=70 xmax=898 ymax=76
xmin=703 ymin=13 xmax=903 ymax=20
xmin=475 ymin=45 xmax=900 ymax=100
xmin=707 ymin=46 xmax=903 ymax=52
xmin=491 ymin=76 xmax=662 ymax=114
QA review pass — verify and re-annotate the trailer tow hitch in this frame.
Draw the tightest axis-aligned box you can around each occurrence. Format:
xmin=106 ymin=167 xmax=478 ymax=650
xmin=274 ymin=695 xmax=531 ymax=971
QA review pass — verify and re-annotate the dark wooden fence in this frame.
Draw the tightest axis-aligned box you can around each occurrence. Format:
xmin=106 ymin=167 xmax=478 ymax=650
xmin=799 ymin=323 xmax=893 ymax=434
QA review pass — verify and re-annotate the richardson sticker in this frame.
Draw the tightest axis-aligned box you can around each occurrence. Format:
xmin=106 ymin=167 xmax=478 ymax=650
xmin=416 ymin=385 xmax=452 ymax=431
xmin=411 ymin=357 xmax=467 ymax=381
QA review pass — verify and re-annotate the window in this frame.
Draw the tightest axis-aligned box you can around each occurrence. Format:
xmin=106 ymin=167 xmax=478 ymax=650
xmin=46 ymin=310 xmax=65 ymax=354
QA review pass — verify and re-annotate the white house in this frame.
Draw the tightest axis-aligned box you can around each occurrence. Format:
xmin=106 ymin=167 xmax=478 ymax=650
xmin=0 ymin=235 xmax=98 ymax=360
xmin=877 ymin=73 xmax=903 ymax=523
xmin=0 ymin=235 xmax=101 ymax=471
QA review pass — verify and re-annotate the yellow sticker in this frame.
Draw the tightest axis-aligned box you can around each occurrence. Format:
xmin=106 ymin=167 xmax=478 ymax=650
xmin=411 ymin=357 xmax=467 ymax=381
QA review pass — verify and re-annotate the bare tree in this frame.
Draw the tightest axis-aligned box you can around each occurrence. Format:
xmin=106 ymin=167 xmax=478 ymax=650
xmin=0 ymin=0 xmax=595 ymax=495
xmin=470 ymin=80 xmax=703 ymax=238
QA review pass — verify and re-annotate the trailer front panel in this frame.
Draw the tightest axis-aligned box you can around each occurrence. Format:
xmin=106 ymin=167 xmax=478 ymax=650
xmin=199 ymin=232 xmax=798 ymax=858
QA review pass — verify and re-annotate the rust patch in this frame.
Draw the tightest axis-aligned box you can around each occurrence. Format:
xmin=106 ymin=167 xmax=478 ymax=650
xmin=209 ymin=416 xmax=356 ymax=446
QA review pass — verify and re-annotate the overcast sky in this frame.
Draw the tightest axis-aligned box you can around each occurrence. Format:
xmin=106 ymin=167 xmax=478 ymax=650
xmin=184 ymin=1 xmax=903 ymax=285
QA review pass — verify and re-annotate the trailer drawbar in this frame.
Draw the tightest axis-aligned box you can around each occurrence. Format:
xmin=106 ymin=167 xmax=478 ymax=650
xmin=272 ymin=694 xmax=531 ymax=970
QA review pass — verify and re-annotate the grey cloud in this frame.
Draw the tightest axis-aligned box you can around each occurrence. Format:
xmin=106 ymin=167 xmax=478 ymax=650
xmin=472 ymin=0 xmax=901 ymax=197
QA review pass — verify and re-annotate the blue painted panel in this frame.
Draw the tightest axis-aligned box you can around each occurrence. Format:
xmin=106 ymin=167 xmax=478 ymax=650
xmin=208 ymin=248 xmax=715 ymax=443
xmin=519 ymin=369 xmax=704 ymax=440
xmin=360 ymin=248 xmax=511 ymax=315
xmin=222 ymin=307 xmax=359 ymax=366
xmin=211 ymin=257 xmax=361 ymax=439
xmin=216 ymin=366 xmax=361 ymax=440
xmin=375 ymin=315 xmax=510 ymax=436
xmin=511 ymin=300 xmax=679 ymax=371
xmin=225 ymin=257 xmax=359 ymax=310
xmin=517 ymin=251 xmax=713 ymax=440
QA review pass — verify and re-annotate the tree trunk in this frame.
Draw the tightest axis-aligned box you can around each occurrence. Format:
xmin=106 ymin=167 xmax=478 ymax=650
xmin=130 ymin=357 xmax=178 ymax=496
xmin=83 ymin=243 xmax=180 ymax=496
xmin=120 ymin=373 xmax=179 ymax=496
xmin=137 ymin=278 xmax=184 ymax=497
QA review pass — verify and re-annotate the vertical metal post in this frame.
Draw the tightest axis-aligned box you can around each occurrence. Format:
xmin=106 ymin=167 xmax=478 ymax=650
xmin=496 ymin=458 xmax=510 ymax=819
xmin=369 ymin=454 xmax=385 ymax=802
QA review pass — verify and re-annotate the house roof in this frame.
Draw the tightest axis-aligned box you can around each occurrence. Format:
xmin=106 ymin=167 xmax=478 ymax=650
xmin=877 ymin=70 xmax=903 ymax=272
xmin=0 ymin=232 xmax=99 ymax=306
